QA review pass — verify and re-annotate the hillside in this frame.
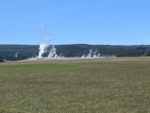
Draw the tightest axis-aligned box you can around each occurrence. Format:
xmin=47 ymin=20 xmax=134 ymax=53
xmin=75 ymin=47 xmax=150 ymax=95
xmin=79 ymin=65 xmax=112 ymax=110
xmin=0 ymin=44 xmax=150 ymax=61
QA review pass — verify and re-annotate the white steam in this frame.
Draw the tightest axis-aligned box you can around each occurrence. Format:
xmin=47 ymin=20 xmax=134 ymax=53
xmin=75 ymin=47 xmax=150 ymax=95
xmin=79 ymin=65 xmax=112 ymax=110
xmin=48 ymin=45 xmax=57 ymax=58
xmin=81 ymin=49 xmax=101 ymax=58
xmin=38 ymin=36 xmax=50 ymax=58
xmin=37 ymin=37 xmax=63 ymax=59
xmin=38 ymin=43 xmax=49 ymax=58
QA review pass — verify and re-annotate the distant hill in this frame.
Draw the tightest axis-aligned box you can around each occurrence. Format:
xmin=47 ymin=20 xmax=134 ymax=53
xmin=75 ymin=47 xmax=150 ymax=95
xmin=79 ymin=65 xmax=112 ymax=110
xmin=0 ymin=44 xmax=150 ymax=61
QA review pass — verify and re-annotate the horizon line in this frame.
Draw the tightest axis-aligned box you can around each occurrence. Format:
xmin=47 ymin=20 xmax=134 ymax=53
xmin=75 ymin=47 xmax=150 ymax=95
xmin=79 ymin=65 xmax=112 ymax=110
xmin=0 ymin=43 xmax=150 ymax=46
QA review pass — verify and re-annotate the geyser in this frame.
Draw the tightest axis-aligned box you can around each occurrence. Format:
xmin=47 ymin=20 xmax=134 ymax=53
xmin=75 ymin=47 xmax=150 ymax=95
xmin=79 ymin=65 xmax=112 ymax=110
xmin=81 ymin=49 xmax=101 ymax=58
xmin=48 ymin=45 xmax=57 ymax=58
xmin=37 ymin=37 xmax=63 ymax=59
xmin=38 ymin=43 xmax=49 ymax=58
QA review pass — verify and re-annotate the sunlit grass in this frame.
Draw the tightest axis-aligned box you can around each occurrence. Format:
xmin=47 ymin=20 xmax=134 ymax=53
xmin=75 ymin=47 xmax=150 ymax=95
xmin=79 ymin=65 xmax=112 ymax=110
xmin=0 ymin=57 xmax=150 ymax=113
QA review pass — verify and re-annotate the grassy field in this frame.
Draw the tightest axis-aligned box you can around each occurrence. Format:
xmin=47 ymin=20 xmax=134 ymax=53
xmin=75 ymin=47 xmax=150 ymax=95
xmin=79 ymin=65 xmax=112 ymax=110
xmin=0 ymin=57 xmax=150 ymax=113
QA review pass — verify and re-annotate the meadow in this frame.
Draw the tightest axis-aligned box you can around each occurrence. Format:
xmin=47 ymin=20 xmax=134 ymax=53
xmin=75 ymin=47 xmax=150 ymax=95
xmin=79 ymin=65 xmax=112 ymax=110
xmin=0 ymin=57 xmax=150 ymax=113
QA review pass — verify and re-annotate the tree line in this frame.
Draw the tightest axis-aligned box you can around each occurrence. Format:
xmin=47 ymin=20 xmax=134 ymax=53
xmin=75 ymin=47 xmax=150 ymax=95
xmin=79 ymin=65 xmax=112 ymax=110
xmin=0 ymin=44 xmax=150 ymax=62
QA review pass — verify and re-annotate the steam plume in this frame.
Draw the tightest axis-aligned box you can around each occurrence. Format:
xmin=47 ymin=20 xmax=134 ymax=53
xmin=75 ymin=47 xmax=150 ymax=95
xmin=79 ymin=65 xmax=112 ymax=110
xmin=81 ymin=49 xmax=101 ymax=58
xmin=38 ymin=36 xmax=50 ymax=58
xmin=48 ymin=45 xmax=57 ymax=58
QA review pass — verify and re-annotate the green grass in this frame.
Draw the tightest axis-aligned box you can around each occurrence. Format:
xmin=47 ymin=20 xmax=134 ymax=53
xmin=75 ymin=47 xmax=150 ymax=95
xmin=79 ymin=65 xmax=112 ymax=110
xmin=0 ymin=58 xmax=150 ymax=113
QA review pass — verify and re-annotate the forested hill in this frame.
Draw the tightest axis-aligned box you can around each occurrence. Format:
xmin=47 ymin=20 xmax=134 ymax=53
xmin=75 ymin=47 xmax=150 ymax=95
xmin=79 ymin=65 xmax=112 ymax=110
xmin=0 ymin=44 xmax=150 ymax=61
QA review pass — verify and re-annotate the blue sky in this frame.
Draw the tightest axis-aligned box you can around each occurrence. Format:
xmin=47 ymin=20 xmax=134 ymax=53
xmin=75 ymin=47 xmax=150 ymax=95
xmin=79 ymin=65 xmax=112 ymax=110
xmin=0 ymin=0 xmax=150 ymax=45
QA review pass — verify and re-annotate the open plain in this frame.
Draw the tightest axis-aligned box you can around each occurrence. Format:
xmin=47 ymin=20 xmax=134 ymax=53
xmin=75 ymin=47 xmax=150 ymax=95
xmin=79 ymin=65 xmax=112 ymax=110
xmin=0 ymin=57 xmax=150 ymax=113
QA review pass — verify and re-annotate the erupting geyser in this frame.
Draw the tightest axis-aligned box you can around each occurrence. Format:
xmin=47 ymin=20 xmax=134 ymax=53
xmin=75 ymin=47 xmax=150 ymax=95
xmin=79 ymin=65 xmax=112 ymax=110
xmin=36 ymin=37 xmax=63 ymax=59
xmin=30 ymin=23 xmax=102 ymax=60
xmin=48 ymin=45 xmax=57 ymax=58
xmin=81 ymin=49 xmax=101 ymax=58
xmin=36 ymin=37 xmax=101 ymax=59
xmin=38 ymin=43 xmax=49 ymax=58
